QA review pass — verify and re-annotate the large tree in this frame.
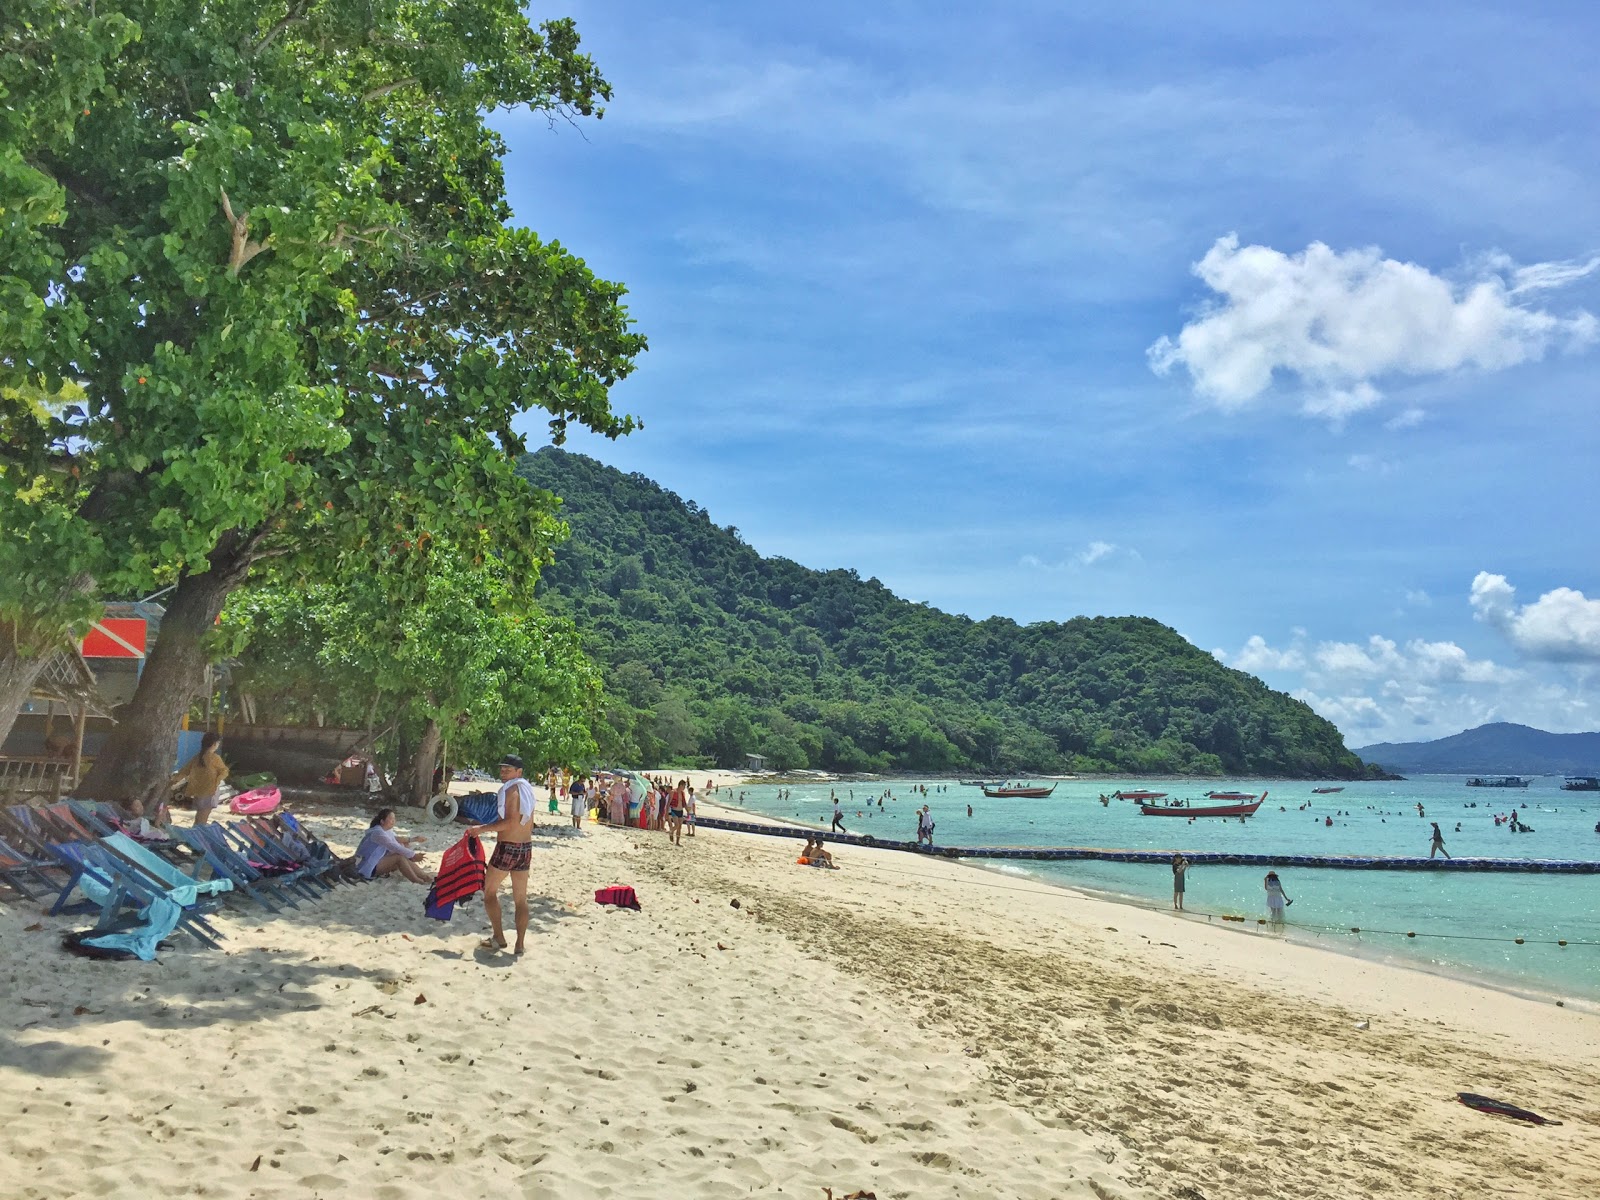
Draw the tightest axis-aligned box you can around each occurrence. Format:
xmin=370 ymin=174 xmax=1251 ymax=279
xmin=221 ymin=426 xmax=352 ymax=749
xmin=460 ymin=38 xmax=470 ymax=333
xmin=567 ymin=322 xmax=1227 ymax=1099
xmin=225 ymin=549 xmax=603 ymax=804
xmin=0 ymin=2 xmax=644 ymax=791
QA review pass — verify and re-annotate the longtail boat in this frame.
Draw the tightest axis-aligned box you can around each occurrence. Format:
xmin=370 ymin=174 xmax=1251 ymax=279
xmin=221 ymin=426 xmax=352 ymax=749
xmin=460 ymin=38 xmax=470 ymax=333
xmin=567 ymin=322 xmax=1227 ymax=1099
xmin=1111 ymin=789 xmax=1167 ymax=801
xmin=1141 ymin=793 xmax=1265 ymax=818
xmin=982 ymin=783 xmax=1058 ymax=798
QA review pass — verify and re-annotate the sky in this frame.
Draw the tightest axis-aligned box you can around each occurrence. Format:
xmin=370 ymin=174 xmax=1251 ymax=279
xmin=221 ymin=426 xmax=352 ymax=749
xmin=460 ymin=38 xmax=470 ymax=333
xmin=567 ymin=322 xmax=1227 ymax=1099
xmin=497 ymin=1 xmax=1600 ymax=747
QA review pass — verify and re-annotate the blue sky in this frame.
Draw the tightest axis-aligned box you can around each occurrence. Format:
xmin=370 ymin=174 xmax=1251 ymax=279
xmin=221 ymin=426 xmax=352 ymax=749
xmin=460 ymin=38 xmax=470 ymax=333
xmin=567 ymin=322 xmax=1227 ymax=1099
xmin=500 ymin=1 xmax=1600 ymax=746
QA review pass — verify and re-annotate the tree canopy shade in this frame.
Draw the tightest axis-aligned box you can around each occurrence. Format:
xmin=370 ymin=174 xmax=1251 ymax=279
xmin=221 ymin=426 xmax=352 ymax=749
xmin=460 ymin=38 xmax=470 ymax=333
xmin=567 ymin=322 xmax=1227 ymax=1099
xmin=223 ymin=550 xmax=603 ymax=802
xmin=520 ymin=449 xmax=1375 ymax=779
xmin=0 ymin=2 xmax=644 ymax=791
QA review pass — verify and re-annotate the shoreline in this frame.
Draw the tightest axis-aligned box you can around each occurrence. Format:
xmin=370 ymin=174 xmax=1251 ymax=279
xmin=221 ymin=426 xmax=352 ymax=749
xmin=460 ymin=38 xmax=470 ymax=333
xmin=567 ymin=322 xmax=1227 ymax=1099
xmin=697 ymin=797 xmax=1600 ymax=1015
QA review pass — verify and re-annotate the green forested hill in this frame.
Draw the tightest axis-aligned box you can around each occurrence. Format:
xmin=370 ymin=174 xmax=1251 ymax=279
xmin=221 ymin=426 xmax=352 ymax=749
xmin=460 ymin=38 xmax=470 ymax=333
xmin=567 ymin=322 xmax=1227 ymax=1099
xmin=518 ymin=448 xmax=1367 ymax=777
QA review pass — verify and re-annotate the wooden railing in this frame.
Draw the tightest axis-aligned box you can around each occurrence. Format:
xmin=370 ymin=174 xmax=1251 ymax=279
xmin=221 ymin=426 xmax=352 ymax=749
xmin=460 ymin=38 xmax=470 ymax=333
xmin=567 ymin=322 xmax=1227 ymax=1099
xmin=0 ymin=756 xmax=81 ymax=803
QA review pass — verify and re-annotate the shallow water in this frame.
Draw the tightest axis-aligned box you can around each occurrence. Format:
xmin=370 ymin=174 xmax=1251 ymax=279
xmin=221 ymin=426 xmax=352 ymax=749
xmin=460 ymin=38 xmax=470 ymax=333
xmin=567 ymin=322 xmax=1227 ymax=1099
xmin=714 ymin=775 xmax=1600 ymax=1003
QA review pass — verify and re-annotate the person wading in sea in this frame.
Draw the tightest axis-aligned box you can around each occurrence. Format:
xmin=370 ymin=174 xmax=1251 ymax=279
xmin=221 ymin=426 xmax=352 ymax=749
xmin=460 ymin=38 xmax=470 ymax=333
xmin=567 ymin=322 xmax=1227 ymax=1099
xmin=465 ymin=754 xmax=538 ymax=956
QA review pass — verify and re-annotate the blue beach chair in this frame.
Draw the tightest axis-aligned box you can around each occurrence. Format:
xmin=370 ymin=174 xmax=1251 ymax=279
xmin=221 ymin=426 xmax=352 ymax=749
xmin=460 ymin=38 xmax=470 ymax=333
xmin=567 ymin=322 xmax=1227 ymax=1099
xmin=45 ymin=841 xmax=224 ymax=953
xmin=170 ymin=824 xmax=300 ymax=912
xmin=212 ymin=822 xmax=328 ymax=900
xmin=233 ymin=819 xmax=342 ymax=891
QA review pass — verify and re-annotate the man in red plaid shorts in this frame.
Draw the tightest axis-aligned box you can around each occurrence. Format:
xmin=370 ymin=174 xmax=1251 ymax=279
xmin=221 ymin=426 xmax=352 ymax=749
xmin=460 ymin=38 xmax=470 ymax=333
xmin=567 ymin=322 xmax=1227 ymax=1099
xmin=465 ymin=754 xmax=538 ymax=955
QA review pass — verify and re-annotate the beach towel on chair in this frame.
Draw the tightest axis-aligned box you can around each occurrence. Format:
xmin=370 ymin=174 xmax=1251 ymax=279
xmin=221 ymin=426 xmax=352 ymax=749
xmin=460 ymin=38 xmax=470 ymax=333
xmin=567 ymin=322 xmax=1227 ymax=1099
xmin=424 ymin=832 xmax=486 ymax=921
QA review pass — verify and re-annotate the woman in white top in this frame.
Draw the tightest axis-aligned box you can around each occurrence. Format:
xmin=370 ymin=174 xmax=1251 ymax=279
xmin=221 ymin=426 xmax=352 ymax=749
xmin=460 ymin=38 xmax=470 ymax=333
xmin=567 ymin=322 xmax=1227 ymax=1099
xmin=354 ymin=809 xmax=429 ymax=882
xmin=1264 ymin=871 xmax=1292 ymax=925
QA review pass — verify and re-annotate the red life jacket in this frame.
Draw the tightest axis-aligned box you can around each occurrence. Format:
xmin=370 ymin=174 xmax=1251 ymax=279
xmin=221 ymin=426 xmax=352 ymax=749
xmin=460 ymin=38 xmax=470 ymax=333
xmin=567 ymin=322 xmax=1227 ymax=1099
xmin=424 ymin=833 xmax=487 ymax=920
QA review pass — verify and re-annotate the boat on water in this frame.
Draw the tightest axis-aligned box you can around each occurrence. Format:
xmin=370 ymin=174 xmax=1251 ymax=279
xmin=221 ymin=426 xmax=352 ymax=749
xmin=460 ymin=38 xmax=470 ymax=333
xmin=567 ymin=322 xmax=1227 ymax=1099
xmin=981 ymin=783 xmax=1058 ymax=798
xmin=1466 ymin=776 xmax=1530 ymax=788
xmin=1205 ymin=790 xmax=1258 ymax=801
xmin=1141 ymin=795 xmax=1264 ymax=818
xmin=958 ymin=779 xmax=1000 ymax=787
xmin=1562 ymin=776 xmax=1600 ymax=792
xmin=1311 ymin=786 xmax=1345 ymax=794
xmin=1111 ymin=789 xmax=1167 ymax=801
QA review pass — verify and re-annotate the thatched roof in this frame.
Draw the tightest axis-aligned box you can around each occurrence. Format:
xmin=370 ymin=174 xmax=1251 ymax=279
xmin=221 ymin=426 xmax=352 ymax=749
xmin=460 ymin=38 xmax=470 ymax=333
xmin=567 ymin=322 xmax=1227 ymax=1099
xmin=30 ymin=646 xmax=112 ymax=716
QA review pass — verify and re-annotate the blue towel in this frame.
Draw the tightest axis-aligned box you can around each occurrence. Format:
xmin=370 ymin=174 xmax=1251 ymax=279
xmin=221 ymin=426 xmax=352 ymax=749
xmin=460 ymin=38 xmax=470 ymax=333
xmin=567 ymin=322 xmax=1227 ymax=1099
xmin=81 ymin=895 xmax=183 ymax=961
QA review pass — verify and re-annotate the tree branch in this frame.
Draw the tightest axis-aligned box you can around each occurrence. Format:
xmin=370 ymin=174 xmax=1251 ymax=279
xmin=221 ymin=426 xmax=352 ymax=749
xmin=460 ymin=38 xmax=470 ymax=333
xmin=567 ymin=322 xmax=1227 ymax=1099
xmin=219 ymin=188 xmax=270 ymax=275
xmin=252 ymin=9 xmax=307 ymax=56
xmin=362 ymin=77 xmax=420 ymax=102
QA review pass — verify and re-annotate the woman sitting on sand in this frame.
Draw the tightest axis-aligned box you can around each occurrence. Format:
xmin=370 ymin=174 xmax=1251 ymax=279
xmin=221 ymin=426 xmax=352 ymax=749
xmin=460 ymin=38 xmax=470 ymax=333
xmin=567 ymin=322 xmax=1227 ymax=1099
xmin=353 ymin=809 xmax=430 ymax=883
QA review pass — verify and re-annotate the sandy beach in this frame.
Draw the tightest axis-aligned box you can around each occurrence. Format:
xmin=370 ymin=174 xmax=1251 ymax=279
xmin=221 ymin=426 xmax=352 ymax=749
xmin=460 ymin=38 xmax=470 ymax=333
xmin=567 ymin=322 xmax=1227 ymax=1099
xmin=2 ymin=787 xmax=1597 ymax=1199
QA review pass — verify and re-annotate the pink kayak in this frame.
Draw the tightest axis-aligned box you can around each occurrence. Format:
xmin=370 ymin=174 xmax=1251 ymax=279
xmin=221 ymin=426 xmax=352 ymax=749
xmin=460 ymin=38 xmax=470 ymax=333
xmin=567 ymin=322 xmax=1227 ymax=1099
xmin=230 ymin=785 xmax=282 ymax=816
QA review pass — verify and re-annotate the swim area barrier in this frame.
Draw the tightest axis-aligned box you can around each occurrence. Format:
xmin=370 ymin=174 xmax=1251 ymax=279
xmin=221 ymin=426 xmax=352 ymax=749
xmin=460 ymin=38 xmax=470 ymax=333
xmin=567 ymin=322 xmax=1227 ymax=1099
xmin=692 ymin=816 xmax=1600 ymax=874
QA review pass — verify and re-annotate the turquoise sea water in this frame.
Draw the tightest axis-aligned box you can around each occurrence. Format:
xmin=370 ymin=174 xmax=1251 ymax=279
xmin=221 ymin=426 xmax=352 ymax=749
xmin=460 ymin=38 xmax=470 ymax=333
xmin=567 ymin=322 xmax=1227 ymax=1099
xmin=715 ymin=775 xmax=1600 ymax=1004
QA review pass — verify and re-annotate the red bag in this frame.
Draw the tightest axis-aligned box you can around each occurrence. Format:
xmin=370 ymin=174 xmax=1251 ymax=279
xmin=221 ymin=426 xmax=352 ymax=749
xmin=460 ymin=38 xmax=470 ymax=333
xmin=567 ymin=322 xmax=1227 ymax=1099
xmin=594 ymin=884 xmax=640 ymax=910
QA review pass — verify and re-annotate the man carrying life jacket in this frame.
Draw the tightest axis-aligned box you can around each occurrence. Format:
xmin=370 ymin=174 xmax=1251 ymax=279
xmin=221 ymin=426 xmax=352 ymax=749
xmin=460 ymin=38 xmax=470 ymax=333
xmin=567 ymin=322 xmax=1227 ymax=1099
xmin=465 ymin=753 xmax=538 ymax=955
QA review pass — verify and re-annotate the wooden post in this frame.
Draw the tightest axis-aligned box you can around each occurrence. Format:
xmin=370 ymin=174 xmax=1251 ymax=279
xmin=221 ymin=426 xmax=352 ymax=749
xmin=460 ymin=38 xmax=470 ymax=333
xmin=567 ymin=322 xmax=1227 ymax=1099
xmin=71 ymin=701 xmax=88 ymax=792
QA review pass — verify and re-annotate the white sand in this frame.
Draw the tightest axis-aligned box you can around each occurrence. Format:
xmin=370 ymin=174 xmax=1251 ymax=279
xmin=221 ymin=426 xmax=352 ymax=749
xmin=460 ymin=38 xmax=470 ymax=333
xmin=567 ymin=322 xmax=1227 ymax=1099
xmin=1 ymin=792 xmax=1596 ymax=1199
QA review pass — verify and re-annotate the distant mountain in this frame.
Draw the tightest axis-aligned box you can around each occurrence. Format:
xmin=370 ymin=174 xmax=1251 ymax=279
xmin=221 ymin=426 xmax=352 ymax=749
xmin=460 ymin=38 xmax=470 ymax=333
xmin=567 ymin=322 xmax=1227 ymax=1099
xmin=1354 ymin=722 xmax=1600 ymax=775
xmin=518 ymin=448 xmax=1370 ymax=777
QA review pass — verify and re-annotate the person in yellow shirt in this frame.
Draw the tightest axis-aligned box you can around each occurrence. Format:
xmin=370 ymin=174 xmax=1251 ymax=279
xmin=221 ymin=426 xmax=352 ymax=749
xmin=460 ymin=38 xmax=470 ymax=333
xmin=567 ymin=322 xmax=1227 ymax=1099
xmin=172 ymin=732 xmax=229 ymax=825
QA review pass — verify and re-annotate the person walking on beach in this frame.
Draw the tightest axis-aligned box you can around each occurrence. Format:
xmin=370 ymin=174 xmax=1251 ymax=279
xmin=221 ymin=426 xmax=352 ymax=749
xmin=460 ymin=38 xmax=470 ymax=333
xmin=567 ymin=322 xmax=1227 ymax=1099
xmin=1429 ymin=821 xmax=1451 ymax=859
xmin=668 ymin=779 xmax=687 ymax=846
xmin=1264 ymin=871 xmax=1292 ymax=926
xmin=1171 ymin=853 xmax=1188 ymax=911
xmin=569 ymin=774 xmax=588 ymax=831
xmin=685 ymin=784 xmax=698 ymax=838
xmin=831 ymin=798 xmax=846 ymax=833
xmin=464 ymin=754 xmax=538 ymax=956
xmin=171 ymin=732 xmax=229 ymax=826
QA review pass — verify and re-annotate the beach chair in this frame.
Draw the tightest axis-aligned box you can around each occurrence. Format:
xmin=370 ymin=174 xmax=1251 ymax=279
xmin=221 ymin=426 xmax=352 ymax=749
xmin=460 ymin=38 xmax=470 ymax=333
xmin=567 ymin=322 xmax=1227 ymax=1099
xmin=170 ymin=824 xmax=301 ymax=912
xmin=64 ymin=799 xmax=120 ymax=836
xmin=212 ymin=821 xmax=328 ymax=899
xmin=44 ymin=840 xmax=225 ymax=952
xmin=276 ymin=812 xmax=352 ymax=876
xmin=39 ymin=802 xmax=101 ymax=843
xmin=101 ymin=831 xmax=233 ymax=900
xmin=233 ymin=818 xmax=341 ymax=890
xmin=0 ymin=806 xmax=69 ymax=861
xmin=0 ymin=835 xmax=62 ymax=901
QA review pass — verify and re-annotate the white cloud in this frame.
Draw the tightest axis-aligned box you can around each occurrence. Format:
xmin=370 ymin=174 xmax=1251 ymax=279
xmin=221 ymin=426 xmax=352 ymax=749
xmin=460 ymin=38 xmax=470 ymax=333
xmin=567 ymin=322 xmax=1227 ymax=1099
xmin=1346 ymin=452 xmax=1393 ymax=474
xmin=1383 ymin=407 xmax=1427 ymax=430
xmin=1230 ymin=634 xmax=1306 ymax=672
xmin=1019 ymin=541 xmax=1139 ymax=571
xmin=1471 ymin=571 xmax=1600 ymax=661
xmin=1313 ymin=636 xmax=1404 ymax=677
xmin=1147 ymin=235 xmax=1599 ymax=416
xmin=1293 ymin=688 xmax=1387 ymax=730
xmin=1404 ymin=639 xmax=1519 ymax=684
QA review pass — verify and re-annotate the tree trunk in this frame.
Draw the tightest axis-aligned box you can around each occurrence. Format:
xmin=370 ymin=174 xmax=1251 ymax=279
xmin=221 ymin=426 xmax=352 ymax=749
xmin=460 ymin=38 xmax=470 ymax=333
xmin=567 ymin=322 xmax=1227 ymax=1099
xmin=77 ymin=531 xmax=262 ymax=801
xmin=408 ymin=717 xmax=441 ymax=808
